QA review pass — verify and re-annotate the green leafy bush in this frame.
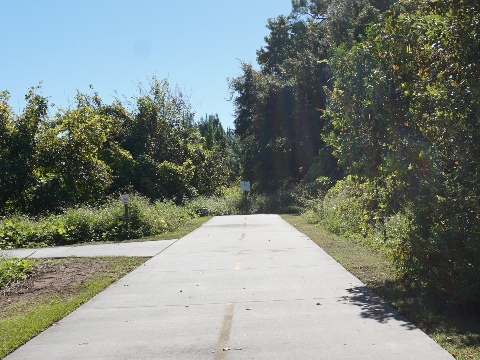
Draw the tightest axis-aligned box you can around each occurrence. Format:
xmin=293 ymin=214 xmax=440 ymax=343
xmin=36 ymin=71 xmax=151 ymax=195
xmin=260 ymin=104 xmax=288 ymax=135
xmin=247 ymin=187 xmax=297 ymax=214
xmin=186 ymin=187 xmax=244 ymax=216
xmin=186 ymin=185 xmax=299 ymax=216
xmin=303 ymin=174 xmax=480 ymax=309
xmin=303 ymin=176 xmax=399 ymax=251
xmin=0 ymin=195 xmax=196 ymax=248
xmin=0 ymin=255 xmax=35 ymax=290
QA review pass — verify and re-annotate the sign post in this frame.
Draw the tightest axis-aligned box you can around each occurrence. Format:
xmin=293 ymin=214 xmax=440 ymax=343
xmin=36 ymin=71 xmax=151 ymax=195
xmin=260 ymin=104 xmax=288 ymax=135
xmin=120 ymin=194 xmax=130 ymax=238
xmin=240 ymin=181 xmax=250 ymax=214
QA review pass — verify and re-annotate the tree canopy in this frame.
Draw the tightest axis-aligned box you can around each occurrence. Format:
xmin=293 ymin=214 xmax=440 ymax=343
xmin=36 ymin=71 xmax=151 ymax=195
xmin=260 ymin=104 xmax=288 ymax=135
xmin=2 ymin=0 xmax=479 ymax=309
xmin=0 ymin=77 xmax=233 ymax=215
xmin=229 ymin=0 xmax=480 ymax=308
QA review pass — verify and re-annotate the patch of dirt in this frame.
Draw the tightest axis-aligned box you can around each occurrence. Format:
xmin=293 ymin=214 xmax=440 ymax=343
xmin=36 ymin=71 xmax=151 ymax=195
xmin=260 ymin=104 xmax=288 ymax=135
xmin=0 ymin=258 xmax=115 ymax=310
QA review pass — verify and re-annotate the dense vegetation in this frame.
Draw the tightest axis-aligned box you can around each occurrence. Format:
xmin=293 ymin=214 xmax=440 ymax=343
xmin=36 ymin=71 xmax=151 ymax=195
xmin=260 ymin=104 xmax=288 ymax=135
xmin=230 ymin=0 xmax=480 ymax=312
xmin=0 ymin=196 xmax=195 ymax=249
xmin=1 ymin=0 xmax=479 ymax=319
xmin=0 ymin=78 xmax=233 ymax=216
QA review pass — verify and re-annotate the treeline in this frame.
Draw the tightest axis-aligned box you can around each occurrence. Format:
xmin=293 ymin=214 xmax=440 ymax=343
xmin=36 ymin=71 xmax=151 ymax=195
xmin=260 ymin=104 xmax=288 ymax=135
xmin=0 ymin=78 xmax=233 ymax=215
xmin=230 ymin=0 xmax=480 ymax=309
xmin=2 ymin=0 xmax=479 ymax=310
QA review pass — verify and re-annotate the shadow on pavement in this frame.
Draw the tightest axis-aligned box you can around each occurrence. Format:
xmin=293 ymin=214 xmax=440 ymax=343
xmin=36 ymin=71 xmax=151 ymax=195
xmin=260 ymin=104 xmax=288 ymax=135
xmin=339 ymin=285 xmax=417 ymax=330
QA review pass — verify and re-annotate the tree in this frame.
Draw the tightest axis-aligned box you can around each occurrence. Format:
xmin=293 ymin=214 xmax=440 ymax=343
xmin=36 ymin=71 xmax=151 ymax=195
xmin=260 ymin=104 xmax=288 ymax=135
xmin=323 ymin=0 xmax=480 ymax=306
xmin=291 ymin=0 xmax=393 ymax=46
xmin=0 ymin=90 xmax=17 ymax=214
xmin=229 ymin=63 xmax=263 ymax=184
xmin=1 ymin=76 xmax=233 ymax=213
xmin=197 ymin=114 xmax=227 ymax=150
xmin=0 ymin=86 xmax=48 ymax=214
xmin=119 ymin=77 xmax=200 ymax=202
xmin=33 ymin=91 xmax=113 ymax=211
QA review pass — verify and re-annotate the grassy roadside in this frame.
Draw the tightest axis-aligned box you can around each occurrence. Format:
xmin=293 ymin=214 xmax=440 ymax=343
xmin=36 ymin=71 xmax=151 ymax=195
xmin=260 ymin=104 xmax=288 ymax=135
xmin=0 ymin=257 xmax=146 ymax=359
xmin=282 ymin=214 xmax=480 ymax=360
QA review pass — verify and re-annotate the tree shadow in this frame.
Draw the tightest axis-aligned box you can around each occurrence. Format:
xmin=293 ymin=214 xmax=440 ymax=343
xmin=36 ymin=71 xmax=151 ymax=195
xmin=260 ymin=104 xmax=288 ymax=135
xmin=338 ymin=285 xmax=417 ymax=330
xmin=341 ymin=280 xmax=480 ymax=353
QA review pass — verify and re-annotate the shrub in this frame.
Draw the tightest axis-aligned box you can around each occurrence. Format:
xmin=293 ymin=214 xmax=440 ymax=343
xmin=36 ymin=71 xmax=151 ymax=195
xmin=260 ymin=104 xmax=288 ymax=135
xmin=247 ymin=187 xmax=297 ymax=214
xmin=0 ymin=195 xmax=197 ymax=248
xmin=186 ymin=185 xmax=300 ymax=216
xmin=186 ymin=186 xmax=245 ymax=216
xmin=0 ymin=255 xmax=35 ymax=290
xmin=302 ymin=174 xmax=480 ymax=310
xmin=303 ymin=176 xmax=398 ymax=251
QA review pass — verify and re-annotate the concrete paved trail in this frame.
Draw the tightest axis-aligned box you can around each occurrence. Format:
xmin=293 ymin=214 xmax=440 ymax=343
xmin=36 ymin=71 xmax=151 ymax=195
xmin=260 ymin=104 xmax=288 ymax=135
xmin=5 ymin=239 xmax=175 ymax=258
xmin=6 ymin=215 xmax=453 ymax=360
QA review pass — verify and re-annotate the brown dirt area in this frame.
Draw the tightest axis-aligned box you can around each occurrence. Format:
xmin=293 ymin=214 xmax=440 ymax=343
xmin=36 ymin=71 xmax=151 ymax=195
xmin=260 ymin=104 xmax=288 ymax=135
xmin=0 ymin=258 xmax=120 ymax=311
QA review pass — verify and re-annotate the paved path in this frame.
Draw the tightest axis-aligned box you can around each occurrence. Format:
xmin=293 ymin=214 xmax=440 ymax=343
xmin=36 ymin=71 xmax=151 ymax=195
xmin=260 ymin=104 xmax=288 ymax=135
xmin=5 ymin=240 xmax=176 ymax=258
xmin=5 ymin=215 xmax=453 ymax=360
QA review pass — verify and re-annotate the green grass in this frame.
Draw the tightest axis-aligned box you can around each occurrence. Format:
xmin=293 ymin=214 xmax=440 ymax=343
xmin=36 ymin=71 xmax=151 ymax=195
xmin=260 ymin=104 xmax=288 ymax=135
xmin=154 ymin=216 xmax=213 ymax=239
xmin=0 ymin=257 xmax=146 ymax=359
xmin=282 ymin=214 xmax=480 ymax=360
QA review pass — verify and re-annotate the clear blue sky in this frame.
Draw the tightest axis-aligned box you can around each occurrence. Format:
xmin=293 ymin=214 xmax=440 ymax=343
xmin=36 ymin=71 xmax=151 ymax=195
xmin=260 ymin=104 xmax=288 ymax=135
xmin=0 ymin=1 xmax=293 ymax=130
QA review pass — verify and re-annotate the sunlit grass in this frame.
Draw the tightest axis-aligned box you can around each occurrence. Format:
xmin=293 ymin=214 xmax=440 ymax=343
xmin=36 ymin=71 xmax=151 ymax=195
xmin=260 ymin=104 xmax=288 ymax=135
xmin=0 ymin=257 xmax=146 ymax=358
xmin=282 ymin=214 xmax=480 ymax=360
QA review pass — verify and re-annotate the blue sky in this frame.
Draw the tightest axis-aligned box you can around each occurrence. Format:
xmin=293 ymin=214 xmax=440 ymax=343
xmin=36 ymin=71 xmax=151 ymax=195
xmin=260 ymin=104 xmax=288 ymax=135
xmin=0 ymin=1 xmax=293 ymax=130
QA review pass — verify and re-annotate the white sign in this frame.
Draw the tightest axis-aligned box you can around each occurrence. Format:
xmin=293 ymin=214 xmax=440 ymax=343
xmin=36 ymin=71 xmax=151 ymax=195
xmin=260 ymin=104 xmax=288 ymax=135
xmin=240 ymin=181 xmax=251 ymax=192
xmin=120 ymin=194 xmax=130 ymax=205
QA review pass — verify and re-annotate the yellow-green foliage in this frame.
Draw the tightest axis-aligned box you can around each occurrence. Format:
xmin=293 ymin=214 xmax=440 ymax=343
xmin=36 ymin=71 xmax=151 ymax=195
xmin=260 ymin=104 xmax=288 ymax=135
xmin=0 ymin=257 xmax=35 ymax=290
xmin=304 ymin=176 xmax=407 ymax=254
xmin=0 ymin=195 xmax=196 ymax=249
